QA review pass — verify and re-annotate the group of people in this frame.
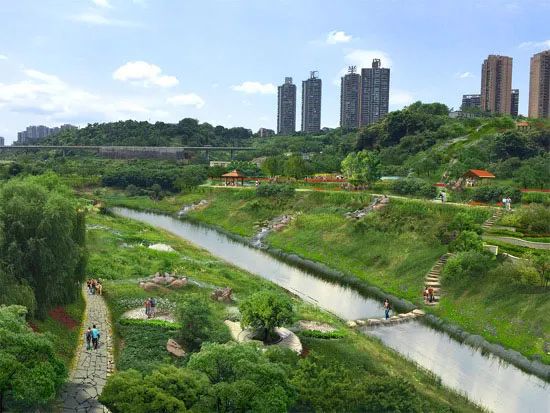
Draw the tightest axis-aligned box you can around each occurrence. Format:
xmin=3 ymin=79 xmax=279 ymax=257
xmin=502 ymin=196 xmax=513 ymax=211
xmin=86 ymin=279 xmax=102 ymax=295
xmin=144 ymin=297 xmax=157 ymax=318
xmin=423 ymin=286 xmax=435 ymax=303
xmin=85 ymin=324 xmax=101 ymax=350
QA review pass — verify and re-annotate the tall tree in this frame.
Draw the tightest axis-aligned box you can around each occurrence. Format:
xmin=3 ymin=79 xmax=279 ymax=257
xmin=341 ymin=150 xmax=381 ymax=187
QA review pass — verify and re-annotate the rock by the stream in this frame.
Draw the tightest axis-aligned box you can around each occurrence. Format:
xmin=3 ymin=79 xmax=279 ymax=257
xmin=211 ymin=287 xmax=233 ymax=302
xmin=178 ymin=200 xmax=208 ymax=217
xmin=148 ymin=243 xmax=175 ymax=252
xmin=139 ymin=272 xmax=188 ymax=290
xmin=166 ymin=339 xmax=186 ymax=357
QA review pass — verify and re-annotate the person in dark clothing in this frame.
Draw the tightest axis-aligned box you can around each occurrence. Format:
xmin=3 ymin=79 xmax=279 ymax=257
xmin=85 ymin=327 xmax=92 ymax=350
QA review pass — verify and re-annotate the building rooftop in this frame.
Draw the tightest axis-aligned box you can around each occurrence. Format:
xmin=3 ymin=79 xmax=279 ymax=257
xmin=465 ymin=169 xmax=495 ymax=178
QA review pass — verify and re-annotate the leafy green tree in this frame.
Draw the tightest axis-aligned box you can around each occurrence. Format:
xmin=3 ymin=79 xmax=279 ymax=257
xmin=283 ymin=155 xmax=311 ymax=179
xmin=239 ymin=291 xmax=294 ymax=343
xmin=174 ymin=165 xmax=208 ymax=191
xmin=341 ymin=150 xmax=381 ymax=187
xmin=176 ymin=294 xmax=229 ymax=351
xmin=187 ymin=342 xmax=294 ymax=412
xmin=99 ymin=368 xmax=191 ymax=413
xmin=529 ymin=253 xmax=550 ymax=287
xmin=0 ymin=270 xmax=36 ymax=316
xmin=514 ymin=155 xmax=550 ymax=189
xmin=0 ymin=306 xmax=66 ymax=412
xmin=261 ymin=156 xmax=285 ymax=177
xmin=0 ymin=178 xmax=86 ymax=318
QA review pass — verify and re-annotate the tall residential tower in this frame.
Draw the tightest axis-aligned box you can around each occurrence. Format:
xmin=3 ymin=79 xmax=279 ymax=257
xmin=360 ymin=59 xmax=390 ymax=126
xmin=480 ymin=55 xmax=513 ymax=115
xmin=301 ymin=71 xmax=322 ymax=133
xmin=277 ymin=77 xmax=297 ymax=135
xmin=340 ymin=66 xmax=361 ymax=129
xmin=528 ymin=49 xmax=550 ymax=119
xmin=510 ymin=89 xmax=519 ymax=117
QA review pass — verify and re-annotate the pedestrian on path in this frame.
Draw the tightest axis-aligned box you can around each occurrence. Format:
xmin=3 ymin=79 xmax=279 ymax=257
xmin=144 ymin=298 xmax=151 ymax=318
xmin=85 ymin=327 xmax=92 ymax=350
xmin=150 ymin=297 xmax=156 ymax=318
xmin=423 ymin=287 xmax=429 ymax=303
xmin=428 ymin=287 xmax=434 ymax=303
xmin=384 ymin=299 xmax=391 ymax=319
xmin=91 ymin=324 xmax=100 ymax=350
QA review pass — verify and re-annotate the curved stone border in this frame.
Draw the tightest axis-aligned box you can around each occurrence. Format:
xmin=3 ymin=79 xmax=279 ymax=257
xmin=60 ymin=286 xmax=114 ymax=412
xmin=224 ymin=320 xmax=302 ymax=354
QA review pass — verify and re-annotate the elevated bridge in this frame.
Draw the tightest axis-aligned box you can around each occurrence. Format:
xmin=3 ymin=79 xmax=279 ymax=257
xmin=0 ymin=145 xmax=255 ymax=160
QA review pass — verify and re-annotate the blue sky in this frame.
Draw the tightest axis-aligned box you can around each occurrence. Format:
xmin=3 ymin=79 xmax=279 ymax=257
xmin=1 ymin=0 xmax=549 ymax=143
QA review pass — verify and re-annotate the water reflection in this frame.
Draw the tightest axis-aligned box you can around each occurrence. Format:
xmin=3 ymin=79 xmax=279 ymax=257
xmin=113 ymin=208 xmax=550 ymax=413
xmin=113 ymin=208 xmax=382 ymax=320
xmin=366 ymin=322 xmax=549 ymax=413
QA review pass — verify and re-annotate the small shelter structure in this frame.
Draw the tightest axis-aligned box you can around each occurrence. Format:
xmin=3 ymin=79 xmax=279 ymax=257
xmin=462 ymin=169 xmax=495 ymax=187
xmin=222 ymin=169 xmax=247 ymax=186
xmin=516 ymin=121 xmax=530 ymax=130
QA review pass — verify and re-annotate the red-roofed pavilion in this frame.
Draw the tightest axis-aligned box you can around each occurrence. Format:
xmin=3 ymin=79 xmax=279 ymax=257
xmin=222 ymin=169 xmax=247 ymax=186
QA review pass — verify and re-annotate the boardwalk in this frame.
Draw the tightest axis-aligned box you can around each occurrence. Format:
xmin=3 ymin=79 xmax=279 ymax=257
xmin=60 ymin=287 xmax=114 ymax=413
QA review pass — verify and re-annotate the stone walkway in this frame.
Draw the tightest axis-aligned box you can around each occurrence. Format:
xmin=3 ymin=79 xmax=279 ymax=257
xmin=482 ymin=235 xmax=550 ymax=250
xmin=60 ymin=287 xmax=114 ymax=413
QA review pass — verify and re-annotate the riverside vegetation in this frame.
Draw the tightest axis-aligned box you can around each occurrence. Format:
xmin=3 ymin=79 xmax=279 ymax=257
xmin=102 ymin=187 xmax=550 ymax=365
xmin=85 ymin=209 xmax=481 ymax=412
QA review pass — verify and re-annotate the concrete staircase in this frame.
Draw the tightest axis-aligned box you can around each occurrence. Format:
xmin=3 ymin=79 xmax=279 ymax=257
xmin=423 ymin=253 xmax=451 ymax=306
xmin=482 ymin=209 xmax=504 ymax=231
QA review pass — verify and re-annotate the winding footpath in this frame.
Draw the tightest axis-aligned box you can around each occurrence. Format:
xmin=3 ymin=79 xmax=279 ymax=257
xmin=60 ymin=287 xmax=114 ymax=413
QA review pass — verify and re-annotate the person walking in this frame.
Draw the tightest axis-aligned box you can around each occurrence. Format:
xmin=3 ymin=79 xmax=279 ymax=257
xmin=383 ymin=299 xmax=391 ymax=320
xmin=428 ymin=287 xmax=434 ymax=303
xmin=85 ymin=327 xmax=92 ymax=351
xmin=96 ymin=281 xmax=103 ymax=296
xmin=149 ymin=297 xmax=156 ymax=318
xmin=91 ymin=324 xmax=100 ymax=350
xmin=506 ymin=196 xmax=512 ymax=211
xmin=144 ymin=298 xmax=151 ymax=318
xmin=423 ymin=287 xmax=429 ymax=304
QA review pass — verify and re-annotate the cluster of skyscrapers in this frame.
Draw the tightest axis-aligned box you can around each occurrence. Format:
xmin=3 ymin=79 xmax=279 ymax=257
xmin=276 ymin=58 xmax=390 ymax=135
xmin=461 ymin=50 xmax=550 ymax=118
xmin=16 ymin=124 xmax=77 ymax=144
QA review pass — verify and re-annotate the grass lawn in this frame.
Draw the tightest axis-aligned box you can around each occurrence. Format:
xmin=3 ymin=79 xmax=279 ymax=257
xmin=85 ymin=210 xmax=481 ymax=411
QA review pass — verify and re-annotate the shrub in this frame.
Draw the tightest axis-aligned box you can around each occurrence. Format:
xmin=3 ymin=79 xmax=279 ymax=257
xmin=391 ymin=178 xmax=437 ymax=198
xmin=492 ymin=260 xmax=541 ymax=286
xmin=442 ymin=251 xmax=495 ymax=281
xmin=521 ymin=192 xmax=550 ymax=206
xmin=471 ymin=185 xmax=521 ymax=203
xmin=256 ymin=184 xmax=295 ymax=198
xmin=299 ymin=329 xmax=345 ymax=339
xmin=449 ymin=212 xmax=483 ymax=234
xmin=448 ymin=230 xmax=484 ymax=252
xmin=517 ymin=204 xmax=550 ymax=234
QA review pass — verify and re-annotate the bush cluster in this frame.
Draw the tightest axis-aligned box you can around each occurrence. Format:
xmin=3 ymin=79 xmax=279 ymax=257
xmin=442 ymin=251 xmax=496 ymax=282
xmin=521 ymin=192 xmax=550 ymax=206
xmin=470 ymin=185 xmax=521 ymax=203
xmin=256 ymin=183 xmax=295 ymax=198
xmin=391 ymin=178 xmax=437 ymax=198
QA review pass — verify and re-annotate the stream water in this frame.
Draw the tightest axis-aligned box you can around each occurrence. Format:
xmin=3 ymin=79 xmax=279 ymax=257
xmin=113 ymin=207 xmax=549 ymax=413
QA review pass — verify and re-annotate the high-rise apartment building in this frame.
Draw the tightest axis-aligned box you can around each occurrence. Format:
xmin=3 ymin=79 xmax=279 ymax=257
xmin=301 ymin=71 xmax=322 ymax=133
xmin=16 ymin=124 xmax=77 ymax=144
xmin=510 ymin=89 xmax=519 ymax=117
xmin=0 ymin=136 xmax=4 ymax=146
xmin=277 ymin=77 xmax=296 ymax=135
xmin=528 ymin=49 xmax=550 ymax=119
xmin=360 ymin=59 xmax=390 ymax=126
xmin=340 ymin=66 xmax=361 ymax=129
xmin=480 ymin=55 xmax=513 ymax=115
xmin=461 ymin=94 xmax=481 ymax=110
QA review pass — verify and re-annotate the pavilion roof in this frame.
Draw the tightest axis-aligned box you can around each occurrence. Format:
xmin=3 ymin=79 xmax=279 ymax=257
xmin=465 ymin=169 xmax=495 ymax=178
xmin=222 ymin=169 xmax=247 ymax=178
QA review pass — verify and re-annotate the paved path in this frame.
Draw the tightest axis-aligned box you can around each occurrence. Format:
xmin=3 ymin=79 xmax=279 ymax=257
xmin=60 ymin=287 xmax=114 ymax=412
xmin=483 ymin=235 xmax=550 ymax=250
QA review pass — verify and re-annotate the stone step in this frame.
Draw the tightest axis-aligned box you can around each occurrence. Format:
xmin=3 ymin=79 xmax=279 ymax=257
xmin=425 ymin=282 xmax=440 ymax=287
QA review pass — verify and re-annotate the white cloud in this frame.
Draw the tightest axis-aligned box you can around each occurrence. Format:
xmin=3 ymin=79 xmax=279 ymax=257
xmin=70 ymin=13 xmax=138 ymax=27
xmin=390 ymin=89 xmax=415 ymax=108
xmin=326 ymin=30 xmax=353 ymax=44
xmin=231 ymin=81 xmax=276 ymax=95
xmin=113 ymin=61 xmax=179 ymax=87
xmin=519 ymin=39 xmax=550 ymax=49
xmin=0 ymin=54 xmax=7 ymax=60
xmin=92 ymin=0 xmax=112 ymax=8
xmin=0 ymin=68 xmax=165 ymax=123
xmin=167 ymin=93 xmax=205 ymax=108
xmin=456 ymin=71 xmax=474 ymax=79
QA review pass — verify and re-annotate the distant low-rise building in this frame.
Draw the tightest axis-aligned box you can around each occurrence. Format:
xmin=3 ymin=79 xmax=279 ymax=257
xmin=209 ymin=161 xmax=231 ymax=167
xmin=461 ymin=94 xmax=481 ymax=110
xmin=257 ymin=128 xmax=275 ymax=138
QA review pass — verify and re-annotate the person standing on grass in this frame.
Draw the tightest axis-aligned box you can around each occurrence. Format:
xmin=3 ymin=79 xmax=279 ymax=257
xmin=85 ymin=327 xmax=92 ymax=350
xmin=384 ymin=299 xmax=391 ymax=319
xmin=91 ymin=324 xmax=100 ymax=350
